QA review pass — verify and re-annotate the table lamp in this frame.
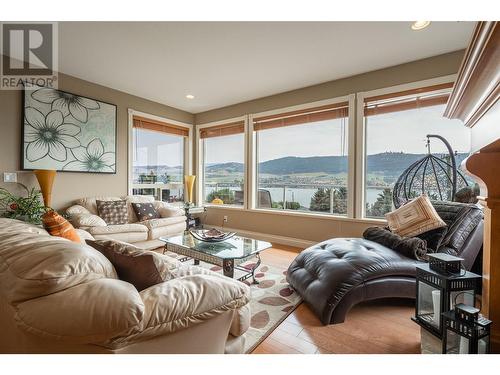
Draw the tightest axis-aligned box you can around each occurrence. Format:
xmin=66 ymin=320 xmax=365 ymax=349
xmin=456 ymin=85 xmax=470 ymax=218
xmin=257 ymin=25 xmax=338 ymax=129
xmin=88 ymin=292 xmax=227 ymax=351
xmin=184 ymin=175 xmax=196 ymax=204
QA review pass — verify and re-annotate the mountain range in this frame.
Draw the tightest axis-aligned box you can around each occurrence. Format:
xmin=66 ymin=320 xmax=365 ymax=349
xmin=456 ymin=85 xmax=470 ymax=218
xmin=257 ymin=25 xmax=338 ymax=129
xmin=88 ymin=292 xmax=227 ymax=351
xmin=203 ymin=152 xmax=469 ymax=176
xmin=134 ymin=152 xmax=469 ymax=177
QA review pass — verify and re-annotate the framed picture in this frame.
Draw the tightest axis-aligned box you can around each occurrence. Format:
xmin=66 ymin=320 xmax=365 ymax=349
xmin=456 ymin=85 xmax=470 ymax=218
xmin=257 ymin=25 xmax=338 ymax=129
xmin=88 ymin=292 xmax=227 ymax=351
xmin=21 ymin=84 xmax=117 ymax=173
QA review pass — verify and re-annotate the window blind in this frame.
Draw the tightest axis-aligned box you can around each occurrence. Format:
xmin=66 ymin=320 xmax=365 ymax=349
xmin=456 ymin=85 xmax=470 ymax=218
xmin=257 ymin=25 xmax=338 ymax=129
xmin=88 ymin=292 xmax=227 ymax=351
xmin=253 ymin=102 xmax=349 ymax=131
xmin=364 ymin=82 xmax=453 ymax=117
xmin=133 ymin=116 xmax=189 ymax=137
xmin=199 ymin=120 xmax=245 ymax=139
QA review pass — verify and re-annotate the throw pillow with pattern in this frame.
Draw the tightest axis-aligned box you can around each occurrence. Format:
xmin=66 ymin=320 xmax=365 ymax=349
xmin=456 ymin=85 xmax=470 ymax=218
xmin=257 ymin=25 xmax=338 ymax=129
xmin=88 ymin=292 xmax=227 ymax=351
xmin=385 ymin=194 xmax=446 ymax=237
xmin=96 ymin=200 xmax=128 ymax=225
xmin=131 ymin=202 xmax=160 ymax=222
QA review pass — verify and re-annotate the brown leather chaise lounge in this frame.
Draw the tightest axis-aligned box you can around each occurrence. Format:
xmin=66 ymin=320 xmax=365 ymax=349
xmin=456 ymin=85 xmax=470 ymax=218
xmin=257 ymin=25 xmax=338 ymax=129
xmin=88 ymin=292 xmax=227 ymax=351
xmin=286 ymin=202 xmax=484 ymax=325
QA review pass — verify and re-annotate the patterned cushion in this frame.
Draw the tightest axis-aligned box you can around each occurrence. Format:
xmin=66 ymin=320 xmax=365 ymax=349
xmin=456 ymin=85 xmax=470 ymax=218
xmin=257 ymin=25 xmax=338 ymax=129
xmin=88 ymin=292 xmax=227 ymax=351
xmin=96 ymin=200 xmax=128 ymax=225
xmin=385 ymin=194 xmax=446 ymax=237
xmin=42 ymin=210 xmax=81 ymax=243
xmin=131 ymin=202 xmax=160 ymax=222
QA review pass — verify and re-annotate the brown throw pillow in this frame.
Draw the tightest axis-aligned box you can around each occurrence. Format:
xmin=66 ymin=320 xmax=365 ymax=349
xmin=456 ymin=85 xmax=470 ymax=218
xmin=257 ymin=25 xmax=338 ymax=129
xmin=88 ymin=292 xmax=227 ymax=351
xmin=85 ymin=239 xmax=175 ymax=291
xmin=96 ymin=200 xmax=128 ymax=225
xmin=131 ymin=202 xmax=160 ymax=222
xmin=42 ymin=210 xmax=81 ymax=243
xmin=385 ymin=194 xmax=446 ymax=237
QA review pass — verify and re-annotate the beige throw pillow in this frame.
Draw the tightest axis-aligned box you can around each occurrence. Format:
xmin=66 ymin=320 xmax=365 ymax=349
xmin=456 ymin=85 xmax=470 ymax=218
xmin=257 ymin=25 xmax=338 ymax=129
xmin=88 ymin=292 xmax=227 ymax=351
xmin=73 ymin=213 xmax=107 ymax=227
xmin=385 ymin=195 xmax=446 ymax=237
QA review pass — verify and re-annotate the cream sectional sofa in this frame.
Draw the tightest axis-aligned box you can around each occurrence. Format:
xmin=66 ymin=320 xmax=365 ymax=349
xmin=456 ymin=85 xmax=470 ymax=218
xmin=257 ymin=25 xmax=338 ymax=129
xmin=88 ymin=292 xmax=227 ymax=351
xmin=0 ymin=218 xmax=250 ymax=353
xmin=66 ymin=195 xmax=186 ymax=250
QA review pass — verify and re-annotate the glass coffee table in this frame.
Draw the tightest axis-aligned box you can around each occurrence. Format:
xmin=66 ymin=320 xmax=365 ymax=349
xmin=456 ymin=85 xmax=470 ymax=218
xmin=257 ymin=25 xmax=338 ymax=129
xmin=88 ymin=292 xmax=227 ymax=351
xmin=159 ymin=233 xmax=272 ymax=284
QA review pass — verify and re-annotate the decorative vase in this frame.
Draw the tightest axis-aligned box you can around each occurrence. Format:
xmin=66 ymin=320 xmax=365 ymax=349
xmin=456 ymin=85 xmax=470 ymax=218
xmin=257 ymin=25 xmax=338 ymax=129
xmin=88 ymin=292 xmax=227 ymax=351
xmin=34 ymin=170 xmax=56 ymax=208
xmin=184 ymin=175 xmax=196 ymax=204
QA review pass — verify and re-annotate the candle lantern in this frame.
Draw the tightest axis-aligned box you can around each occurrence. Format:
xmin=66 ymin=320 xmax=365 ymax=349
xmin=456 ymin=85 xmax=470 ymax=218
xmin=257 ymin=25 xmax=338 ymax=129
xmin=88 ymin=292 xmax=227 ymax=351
xmin=413 ymin=259 xmax=481 ymax=337
xmin=442 ymin=304 xmax=491 ymax=354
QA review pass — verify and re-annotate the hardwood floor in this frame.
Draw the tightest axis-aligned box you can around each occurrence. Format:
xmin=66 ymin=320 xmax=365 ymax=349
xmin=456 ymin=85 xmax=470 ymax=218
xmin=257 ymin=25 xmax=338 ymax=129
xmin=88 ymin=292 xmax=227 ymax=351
xmin=252 ymin=245 xmax=421 ymax=354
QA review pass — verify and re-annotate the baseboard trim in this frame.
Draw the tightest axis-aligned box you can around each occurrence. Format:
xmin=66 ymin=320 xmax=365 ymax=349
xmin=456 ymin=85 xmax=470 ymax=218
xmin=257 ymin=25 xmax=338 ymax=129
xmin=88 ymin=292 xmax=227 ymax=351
xmin=210 ymin=225 xmax=314 ymax=249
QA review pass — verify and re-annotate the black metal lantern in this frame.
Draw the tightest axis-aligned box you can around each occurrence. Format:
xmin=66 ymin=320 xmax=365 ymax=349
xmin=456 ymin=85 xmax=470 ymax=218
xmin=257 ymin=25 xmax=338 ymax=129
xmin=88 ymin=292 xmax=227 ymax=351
xmin=442 ymin=304 xmax=491 ymax=354
xmin=412 ymin=262 xmax=481 ymax=337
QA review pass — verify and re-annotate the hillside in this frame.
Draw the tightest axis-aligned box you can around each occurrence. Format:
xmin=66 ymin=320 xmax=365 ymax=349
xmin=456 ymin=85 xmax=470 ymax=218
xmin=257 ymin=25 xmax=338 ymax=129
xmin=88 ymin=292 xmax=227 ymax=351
xmin=206 ymin=152 xmax=469 ymax=175
xmin=205 ymin=162 xmax=244 ymax=173
xmin=134 ymin=152 xmax=469 ymax=177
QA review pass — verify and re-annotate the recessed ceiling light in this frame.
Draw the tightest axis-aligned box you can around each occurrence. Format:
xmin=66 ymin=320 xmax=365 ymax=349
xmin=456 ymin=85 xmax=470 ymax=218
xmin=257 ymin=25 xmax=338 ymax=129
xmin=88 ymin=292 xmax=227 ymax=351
xmin=411 ymin=21 xmax=431 ymax=31
xmin=186 ymin=94 xmax=195 ymax=99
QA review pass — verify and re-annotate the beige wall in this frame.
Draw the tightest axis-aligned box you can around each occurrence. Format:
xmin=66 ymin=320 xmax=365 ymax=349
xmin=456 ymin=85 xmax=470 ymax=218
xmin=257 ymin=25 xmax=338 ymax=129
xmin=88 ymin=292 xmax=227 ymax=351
xmin=194 ymin=50 xmax=465 ymax=244
xmin=0 ymin=70 xmax=194 ymax=210
xmin=0 ymin=50 xmax=465 ymax=243
xmin=202 ymin=207 xmax=384 ymax=244
xmin=195 ymin=50 xmax=465 ymax=124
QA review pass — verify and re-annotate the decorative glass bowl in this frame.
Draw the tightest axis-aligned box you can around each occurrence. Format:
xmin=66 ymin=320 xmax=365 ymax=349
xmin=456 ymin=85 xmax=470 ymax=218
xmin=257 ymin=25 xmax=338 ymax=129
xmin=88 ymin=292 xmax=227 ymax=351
xmin=189 ymin=228 xmax=236 ymax=242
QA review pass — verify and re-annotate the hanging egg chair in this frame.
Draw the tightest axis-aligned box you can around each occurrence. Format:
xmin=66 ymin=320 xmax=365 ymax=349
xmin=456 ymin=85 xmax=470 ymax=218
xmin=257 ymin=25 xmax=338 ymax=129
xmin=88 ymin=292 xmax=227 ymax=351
xmin=392 ymin=134 xmax=471 ymax=208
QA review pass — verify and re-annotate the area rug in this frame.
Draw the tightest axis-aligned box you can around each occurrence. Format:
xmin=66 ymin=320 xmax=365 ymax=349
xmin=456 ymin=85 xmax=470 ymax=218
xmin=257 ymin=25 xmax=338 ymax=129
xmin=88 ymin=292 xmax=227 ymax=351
xmin=163 ymin=251 xmax=302 ymax=353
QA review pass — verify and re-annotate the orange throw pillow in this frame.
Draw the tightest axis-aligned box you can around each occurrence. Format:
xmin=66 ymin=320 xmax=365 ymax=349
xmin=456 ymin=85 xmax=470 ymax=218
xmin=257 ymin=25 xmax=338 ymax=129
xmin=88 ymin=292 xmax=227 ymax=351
xmin=42 ymin=210 xmax=81 ymax=243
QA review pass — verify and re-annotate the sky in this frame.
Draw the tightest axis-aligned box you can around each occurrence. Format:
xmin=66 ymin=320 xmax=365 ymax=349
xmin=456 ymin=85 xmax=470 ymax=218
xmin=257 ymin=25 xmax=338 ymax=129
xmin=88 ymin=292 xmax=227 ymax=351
xmin=133 ymin=129 xmax=184 ymax=167
xmin=134 ymin=104 xmax=471 ymax=167
xmin=205 ymin=133 xmax=245 ymax=164
xmin=366 ymin=104 xmax=470 ymax=155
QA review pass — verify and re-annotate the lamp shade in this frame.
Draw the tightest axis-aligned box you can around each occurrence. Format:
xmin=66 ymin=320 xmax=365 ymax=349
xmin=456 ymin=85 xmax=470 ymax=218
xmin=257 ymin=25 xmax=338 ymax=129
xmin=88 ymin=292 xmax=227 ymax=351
xmin=184 ymin=175 xmax=196 ymax=203
xmin=34 ymin=170 xmax=56 ymax=208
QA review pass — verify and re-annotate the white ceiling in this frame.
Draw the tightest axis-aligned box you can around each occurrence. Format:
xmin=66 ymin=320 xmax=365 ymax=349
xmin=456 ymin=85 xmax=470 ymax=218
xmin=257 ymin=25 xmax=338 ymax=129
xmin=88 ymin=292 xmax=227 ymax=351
xmin=58 ymin=22 xmax=475 ymax=113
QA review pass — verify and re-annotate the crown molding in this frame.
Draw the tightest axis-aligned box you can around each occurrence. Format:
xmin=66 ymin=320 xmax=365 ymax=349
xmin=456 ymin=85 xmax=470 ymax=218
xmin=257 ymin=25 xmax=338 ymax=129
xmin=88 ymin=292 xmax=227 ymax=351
xmin=444 ymin=21 xmax=500 ymax=128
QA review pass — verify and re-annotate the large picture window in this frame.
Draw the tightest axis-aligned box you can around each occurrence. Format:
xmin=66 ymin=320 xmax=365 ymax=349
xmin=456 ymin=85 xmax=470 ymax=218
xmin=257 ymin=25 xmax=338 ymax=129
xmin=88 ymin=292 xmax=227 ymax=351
xmin=363 ymin=83 xmax=471 ymax=218
xmin=201 ymin=120 xmax=245 ymax=206
xmin=132 ymin=116 xmax=188 ymax=205
xmin=253 ymin=102 xmax=349 ymax=215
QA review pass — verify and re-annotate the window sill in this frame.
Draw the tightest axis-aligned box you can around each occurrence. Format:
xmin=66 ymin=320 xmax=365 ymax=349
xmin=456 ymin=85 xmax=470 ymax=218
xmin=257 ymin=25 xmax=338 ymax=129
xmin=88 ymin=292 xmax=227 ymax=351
xmin=203 ymin=204 xmax=245 ymax=210
xmin=205 ymin=205 xmax=386 ymax=224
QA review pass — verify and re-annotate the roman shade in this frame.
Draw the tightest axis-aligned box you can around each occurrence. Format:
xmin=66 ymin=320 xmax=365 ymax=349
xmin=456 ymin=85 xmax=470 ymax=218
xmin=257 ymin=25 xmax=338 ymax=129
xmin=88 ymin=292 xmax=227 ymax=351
xmin=199 ymin=120 xmax=245 ymax=139
xmin=133 ymin=116 xmax=189 ymax=137
xmin=364 ymin=82 xmax=454 ymax=117
xmin=253 ymin=102 xmax=349 ymax=131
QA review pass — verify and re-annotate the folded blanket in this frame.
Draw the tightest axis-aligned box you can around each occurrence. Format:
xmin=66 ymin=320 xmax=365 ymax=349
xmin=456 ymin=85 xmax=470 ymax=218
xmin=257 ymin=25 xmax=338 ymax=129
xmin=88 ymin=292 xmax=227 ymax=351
xmin=363 ymin=226 xmax=428 ymax=261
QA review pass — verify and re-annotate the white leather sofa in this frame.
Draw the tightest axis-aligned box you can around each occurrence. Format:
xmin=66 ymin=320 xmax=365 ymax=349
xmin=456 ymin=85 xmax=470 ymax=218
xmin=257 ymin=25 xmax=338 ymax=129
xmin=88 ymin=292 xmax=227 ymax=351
xmin=0 ymin=218 xmax=250 ymax=354
xmin=66 ymin=195 xmax=186 ymax=250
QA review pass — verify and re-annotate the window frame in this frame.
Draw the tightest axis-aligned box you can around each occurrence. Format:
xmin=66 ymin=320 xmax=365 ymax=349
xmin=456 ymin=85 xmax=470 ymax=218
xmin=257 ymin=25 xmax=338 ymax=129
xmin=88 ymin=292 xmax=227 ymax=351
xmin=195 ymin=116 xmax=248 ymax=209
xmin=249 ymin=94 xmax=356 ymax=218
xmin=355 ymin=74 xmax=458 ymax=219
xmin=127 ymin=109 xmax=193 ymax=202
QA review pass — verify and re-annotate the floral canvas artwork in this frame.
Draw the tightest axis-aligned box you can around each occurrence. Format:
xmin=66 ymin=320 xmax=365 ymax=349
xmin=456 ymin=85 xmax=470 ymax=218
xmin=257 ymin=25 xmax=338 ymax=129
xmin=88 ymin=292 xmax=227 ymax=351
xmin=22 ymin=85 xmax=117 ymax=173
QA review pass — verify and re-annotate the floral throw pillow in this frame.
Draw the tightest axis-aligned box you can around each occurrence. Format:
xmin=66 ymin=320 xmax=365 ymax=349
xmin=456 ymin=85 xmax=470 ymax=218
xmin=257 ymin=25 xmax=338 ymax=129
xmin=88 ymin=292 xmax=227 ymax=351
xmin=131 ymin=202 xmax=160 ymax=222
xmin=96 ymin=200 xmax=128 ymax=225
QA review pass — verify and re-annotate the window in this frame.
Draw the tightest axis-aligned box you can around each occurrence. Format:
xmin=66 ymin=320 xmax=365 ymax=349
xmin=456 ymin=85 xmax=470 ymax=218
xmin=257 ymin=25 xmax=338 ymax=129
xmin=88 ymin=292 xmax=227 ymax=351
xmin=200 ymin=120 xmax=245 ymax=206
xmin=253 ymin=102 xmax=349 ymax=215
xmin=132 ymin=116 xmax=189 ymax=205
xmin=363 ymin=83 xmax=471 ymax=218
